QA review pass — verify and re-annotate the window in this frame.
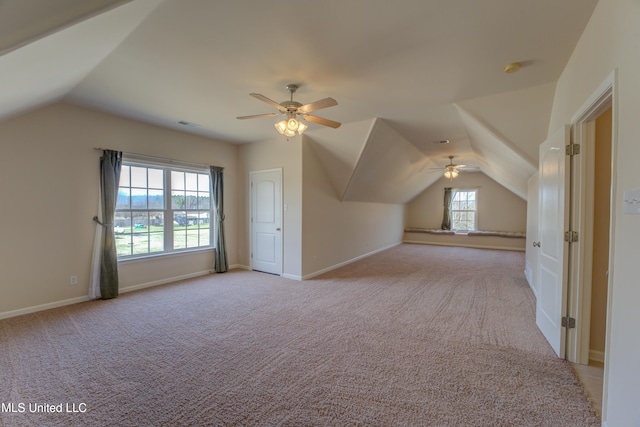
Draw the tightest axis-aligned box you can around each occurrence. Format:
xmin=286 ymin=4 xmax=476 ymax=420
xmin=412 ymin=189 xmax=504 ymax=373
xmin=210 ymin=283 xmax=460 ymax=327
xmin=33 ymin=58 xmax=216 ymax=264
xmin=115 ymin=160 xmax=212 ymax=259
xmin=451 ymin=189 xmax=477 ymax=231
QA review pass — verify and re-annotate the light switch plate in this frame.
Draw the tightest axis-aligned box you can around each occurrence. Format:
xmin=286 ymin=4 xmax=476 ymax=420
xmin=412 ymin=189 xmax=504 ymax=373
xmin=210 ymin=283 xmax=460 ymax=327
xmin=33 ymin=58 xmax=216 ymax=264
xmin=623 ymin=189 xmax=640 ymax=214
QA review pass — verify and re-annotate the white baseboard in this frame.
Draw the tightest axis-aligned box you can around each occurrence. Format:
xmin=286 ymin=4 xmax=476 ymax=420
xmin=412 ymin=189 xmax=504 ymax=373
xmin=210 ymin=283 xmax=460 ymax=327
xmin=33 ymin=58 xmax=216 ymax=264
xmin=0 ymin=270 xmax=214 ymax=321
xmin=233 ymin=244 xmax=402 ymax=281
xmin=231 ymin=244 xmax=402 ymax=281
xmin=0 ymin=296 xmax=91 ymax=320
xmin=229 ymin=263 xmax=300 ymax=280
xmin=589 ymin=349 xmax=605 ymax=364
xmin=302 ymin=242 xmax=401 ymax=280
xmin=120 ymin=270 xmax=213 ymax=294
xmin=524 ymin=264 xmax=537 ymax=297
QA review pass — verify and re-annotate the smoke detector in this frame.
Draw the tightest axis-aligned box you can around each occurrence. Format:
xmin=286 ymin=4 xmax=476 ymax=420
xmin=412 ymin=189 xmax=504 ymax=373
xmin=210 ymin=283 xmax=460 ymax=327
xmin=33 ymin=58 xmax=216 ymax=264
xmin=503 ymin=62 xmax=522 ymax=74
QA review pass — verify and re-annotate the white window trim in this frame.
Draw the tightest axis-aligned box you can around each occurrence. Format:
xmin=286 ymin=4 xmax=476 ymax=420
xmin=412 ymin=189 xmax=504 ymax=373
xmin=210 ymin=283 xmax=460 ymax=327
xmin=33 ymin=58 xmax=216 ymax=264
xmin=451 ymin=187 xmax=478 ymax=231
xmin=117 ymin=246 xmax=214 ymax=265
xmin=116 ymin=157 xmax=215 ymax=260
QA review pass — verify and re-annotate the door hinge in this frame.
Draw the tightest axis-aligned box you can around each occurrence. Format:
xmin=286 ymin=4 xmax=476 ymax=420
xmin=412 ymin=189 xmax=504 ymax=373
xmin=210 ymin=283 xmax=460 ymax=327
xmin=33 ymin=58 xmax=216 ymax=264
xmin=566 ymin=143 xmax=581 ymax=156
xmin=564 ymin=230 xmax=579 ymax=243
xmin=561 ymin=316 xmax=576 ymax=329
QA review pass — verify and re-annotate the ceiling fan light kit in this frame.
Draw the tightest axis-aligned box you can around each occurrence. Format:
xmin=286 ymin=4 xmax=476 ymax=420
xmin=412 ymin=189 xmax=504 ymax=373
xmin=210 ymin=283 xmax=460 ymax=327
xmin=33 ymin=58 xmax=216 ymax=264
xmin=237 ymin=83 xmax=341 ymax=140
xmin=444 ymin=168 xmax=459 ymax=180
xmin=274 ymin=111 xmax=308 ymax=138
xmin=441 ymin=155 xmax=466 ymax=180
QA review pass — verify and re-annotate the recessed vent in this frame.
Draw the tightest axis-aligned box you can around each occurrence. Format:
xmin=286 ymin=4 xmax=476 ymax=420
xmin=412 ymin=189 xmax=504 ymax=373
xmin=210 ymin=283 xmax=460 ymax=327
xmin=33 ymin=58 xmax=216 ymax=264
xmin=178 ymin=120 xmax=200 ymax=128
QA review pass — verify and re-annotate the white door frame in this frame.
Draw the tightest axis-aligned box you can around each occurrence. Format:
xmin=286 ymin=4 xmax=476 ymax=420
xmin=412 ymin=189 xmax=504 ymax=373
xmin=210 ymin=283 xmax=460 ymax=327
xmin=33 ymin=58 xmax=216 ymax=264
xmin=250 ymin=168 xmax=283 ymax=275
xmin=567 ymin=70 xmax=617 ymax=421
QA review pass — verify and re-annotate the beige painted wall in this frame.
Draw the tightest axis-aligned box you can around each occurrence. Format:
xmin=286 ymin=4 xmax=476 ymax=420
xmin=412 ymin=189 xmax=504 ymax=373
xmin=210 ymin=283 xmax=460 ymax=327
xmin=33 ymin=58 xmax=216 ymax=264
xmin=301 ymin=139 xmax=405 ymax=278
xmin=0 ymin=102 xmax=238 ymax=315
xmin=237 ymin=136 xmax=303 ymax=278
xmin=237 ymin=135 xmax=405 ymax=280
xmin=589 ymin=107 xmax=612 ymax=357
xmin=546 ymin=0 xmax=640 ymax=423
xmin=405 ymin=172 xmax=527 ymax=232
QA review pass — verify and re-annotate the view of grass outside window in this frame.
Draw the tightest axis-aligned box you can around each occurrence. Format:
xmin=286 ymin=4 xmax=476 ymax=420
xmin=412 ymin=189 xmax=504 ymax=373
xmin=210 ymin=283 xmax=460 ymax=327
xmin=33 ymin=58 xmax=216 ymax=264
xmin=171 ymin=170 xmax=211 ymax=250
xmin=115 ymin=161 xmax=212 ymax=258
xmin=451 ymin=189 xmax=477 ymax=231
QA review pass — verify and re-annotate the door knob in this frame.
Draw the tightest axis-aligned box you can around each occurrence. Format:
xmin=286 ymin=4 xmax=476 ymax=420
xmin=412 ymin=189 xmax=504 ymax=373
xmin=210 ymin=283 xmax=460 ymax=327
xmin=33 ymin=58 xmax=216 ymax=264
xmin=533 ymin=241 xmax=541 ymax=247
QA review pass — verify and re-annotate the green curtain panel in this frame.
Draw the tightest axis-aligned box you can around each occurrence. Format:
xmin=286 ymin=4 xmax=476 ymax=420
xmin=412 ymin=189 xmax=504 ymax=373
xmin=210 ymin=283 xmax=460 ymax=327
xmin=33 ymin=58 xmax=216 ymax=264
xmin=441 ymin=187 xmax=453 ymax=230
xmin=210 ymin=166 xmax=229 ymax=273
xmin=98 ymin=150 xmax=123 ymax=299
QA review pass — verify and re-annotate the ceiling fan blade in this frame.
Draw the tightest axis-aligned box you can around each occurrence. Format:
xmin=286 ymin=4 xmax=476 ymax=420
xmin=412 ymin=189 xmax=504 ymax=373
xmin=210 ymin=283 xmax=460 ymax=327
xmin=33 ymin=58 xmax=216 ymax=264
xmin=298 ymin=97 xmax=338 ymax=113
xmin=236 ymin=113 xmax=280 ymax=120
xmin=302 ymin=114 xmax=341 ymax=128
xmin=249 ymin=93 xmax=284 ymax=111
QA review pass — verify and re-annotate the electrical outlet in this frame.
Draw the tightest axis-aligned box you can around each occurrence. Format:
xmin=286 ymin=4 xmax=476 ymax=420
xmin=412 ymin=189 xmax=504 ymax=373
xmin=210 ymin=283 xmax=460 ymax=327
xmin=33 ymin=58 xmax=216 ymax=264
xmin=70 ymin=276 xmax=78 ymax=285
xmin=624 ymin=189 xmax=640 ymax=214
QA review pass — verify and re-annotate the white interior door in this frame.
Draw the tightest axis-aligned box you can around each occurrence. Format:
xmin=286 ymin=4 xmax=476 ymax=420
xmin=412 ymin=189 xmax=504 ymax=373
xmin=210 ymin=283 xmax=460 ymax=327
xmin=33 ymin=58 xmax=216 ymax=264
xmin=525 ymin=175 xmax=539 ymax=295
xmin=250 ymin=169 xmax=282 ymax=275
xmin=536 ymin=125 xmax=570 ymax=357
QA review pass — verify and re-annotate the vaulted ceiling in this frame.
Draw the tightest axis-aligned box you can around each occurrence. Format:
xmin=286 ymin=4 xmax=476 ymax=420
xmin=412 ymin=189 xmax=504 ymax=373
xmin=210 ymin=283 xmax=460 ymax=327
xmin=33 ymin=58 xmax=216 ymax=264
xmin=0 ymin=0 xmax=599 ymax=202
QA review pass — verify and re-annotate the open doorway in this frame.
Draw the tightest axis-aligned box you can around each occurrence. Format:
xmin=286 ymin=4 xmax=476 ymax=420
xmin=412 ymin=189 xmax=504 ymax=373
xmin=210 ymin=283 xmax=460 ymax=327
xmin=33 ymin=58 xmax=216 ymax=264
xmin=565 ymin=72 xmax=617 ymax=421
xmin=572 ymin=106 xmax=612 ymax=417
xmin=588 ymin=106 xmax=612 ymax=368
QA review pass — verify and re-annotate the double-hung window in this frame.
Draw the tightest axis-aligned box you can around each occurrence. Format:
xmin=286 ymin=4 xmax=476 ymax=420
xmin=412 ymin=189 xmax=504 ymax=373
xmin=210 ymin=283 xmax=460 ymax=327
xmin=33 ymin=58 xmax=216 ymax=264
xmin=451 ymin=189 xmax=477 ymax=231
xmin=115 ymin=158 xmax=213 ymax=259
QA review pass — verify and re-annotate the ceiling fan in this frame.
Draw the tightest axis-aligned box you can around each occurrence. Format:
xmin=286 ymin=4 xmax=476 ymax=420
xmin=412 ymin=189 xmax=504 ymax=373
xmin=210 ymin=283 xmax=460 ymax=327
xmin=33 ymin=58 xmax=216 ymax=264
xmin=438 ymin=156 xmax=469 ymax=180
xmin=237 ymin=84 xmax=341 ymax=138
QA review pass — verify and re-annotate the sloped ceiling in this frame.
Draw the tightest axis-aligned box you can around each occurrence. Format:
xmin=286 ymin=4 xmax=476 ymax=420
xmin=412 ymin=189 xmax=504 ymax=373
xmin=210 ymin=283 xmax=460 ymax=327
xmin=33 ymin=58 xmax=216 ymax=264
xmin=307 ymin=118 xmax=442 ymax=204
xmin=0 ymin=0 xmax=600 ymax=204
xmin=0 ymin=0 xmax=160 ymax=122
xmin=454 ymin=105 xmax=537 ymax=200
xmin=0 ymin=0 xmax=131 ymax=55
xmin=456 ymin=82 xmax=557 ymax=166
xmin=305 ymin=120 xmax=376 ymax=200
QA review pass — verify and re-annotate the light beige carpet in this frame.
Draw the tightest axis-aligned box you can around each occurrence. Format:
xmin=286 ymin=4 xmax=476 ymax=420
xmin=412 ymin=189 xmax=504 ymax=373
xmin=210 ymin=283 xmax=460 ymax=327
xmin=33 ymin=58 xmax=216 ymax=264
xmin=0 ymin=244 xmax=600 ymax=426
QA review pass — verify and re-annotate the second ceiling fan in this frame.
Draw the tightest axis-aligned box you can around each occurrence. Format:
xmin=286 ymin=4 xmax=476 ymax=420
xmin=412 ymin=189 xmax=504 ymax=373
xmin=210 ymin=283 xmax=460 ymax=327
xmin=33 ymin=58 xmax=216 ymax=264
xmin=438 ymin=156 xmax=471 ymax=180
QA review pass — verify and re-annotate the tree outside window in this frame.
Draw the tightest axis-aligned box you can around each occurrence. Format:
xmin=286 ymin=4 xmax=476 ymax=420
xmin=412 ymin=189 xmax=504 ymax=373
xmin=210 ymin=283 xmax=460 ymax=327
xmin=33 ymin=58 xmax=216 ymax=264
xmin=451 ymin=189 xmax=477 ymax=231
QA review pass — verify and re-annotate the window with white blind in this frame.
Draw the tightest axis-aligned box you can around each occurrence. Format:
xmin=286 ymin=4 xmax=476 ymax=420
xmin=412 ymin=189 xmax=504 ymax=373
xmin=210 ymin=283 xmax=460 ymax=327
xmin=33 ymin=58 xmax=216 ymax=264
xmin=115 ymin=159 xmax=213 ymax=259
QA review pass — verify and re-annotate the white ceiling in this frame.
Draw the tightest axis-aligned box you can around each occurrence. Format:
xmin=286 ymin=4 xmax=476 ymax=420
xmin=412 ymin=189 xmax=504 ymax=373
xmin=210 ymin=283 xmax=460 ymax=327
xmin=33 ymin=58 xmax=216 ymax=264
xmin=0 ymin=0 xmax=131 ymax=54
xmin=0 ymin=0 xmax=599 ymax=202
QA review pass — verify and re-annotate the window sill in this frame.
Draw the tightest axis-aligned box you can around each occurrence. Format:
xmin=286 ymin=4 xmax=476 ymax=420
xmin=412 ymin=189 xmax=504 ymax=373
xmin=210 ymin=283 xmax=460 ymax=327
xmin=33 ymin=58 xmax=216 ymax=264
xmin=118 ymin=247 xmax=215 ymax=265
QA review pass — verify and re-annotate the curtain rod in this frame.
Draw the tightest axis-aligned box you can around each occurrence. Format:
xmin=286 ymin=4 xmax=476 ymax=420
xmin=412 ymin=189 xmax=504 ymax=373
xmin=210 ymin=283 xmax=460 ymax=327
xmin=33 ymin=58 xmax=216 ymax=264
xmin=93 ymin=147 xmax=217 ymax=169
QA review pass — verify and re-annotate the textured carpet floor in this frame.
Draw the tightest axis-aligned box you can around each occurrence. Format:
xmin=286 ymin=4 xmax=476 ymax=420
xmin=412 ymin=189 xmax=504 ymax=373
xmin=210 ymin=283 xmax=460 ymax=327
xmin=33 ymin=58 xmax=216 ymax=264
xmin=0 ymin=244 xmax=600 ymax=426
